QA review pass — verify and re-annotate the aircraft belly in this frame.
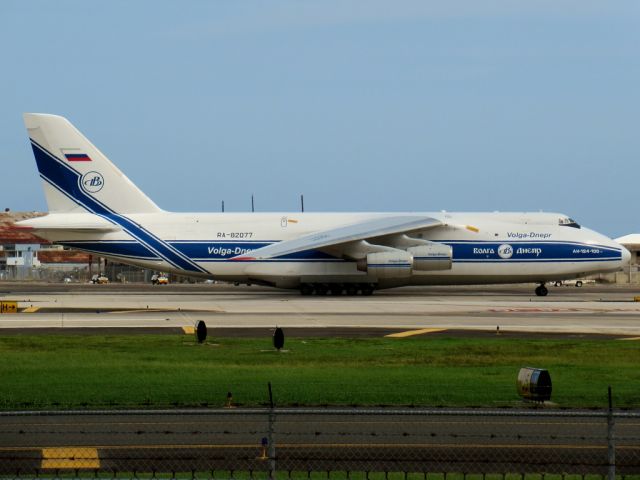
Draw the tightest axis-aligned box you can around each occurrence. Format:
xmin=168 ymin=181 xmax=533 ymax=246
xmin=221 ymin=260 xmax=363 ymax=277
xmin=201 ymin=258 xmax=619 ymax=287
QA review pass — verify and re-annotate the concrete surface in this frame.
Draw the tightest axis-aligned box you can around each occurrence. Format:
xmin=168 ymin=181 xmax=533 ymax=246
xmin=0 ymin=283 xmax=639 ymax=335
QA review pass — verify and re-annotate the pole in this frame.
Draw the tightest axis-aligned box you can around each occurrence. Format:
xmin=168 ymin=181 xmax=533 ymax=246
xmin=267 ymin=382 xmax=276 ymax=480
xmin=268 ymin=382 xmax=274 ymax=409
xmin=607 ymin=385 xmax=615 ymax=480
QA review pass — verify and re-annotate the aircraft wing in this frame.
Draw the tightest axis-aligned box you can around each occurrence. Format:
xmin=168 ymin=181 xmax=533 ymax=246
xmin=232 ymin=215 xmax=442 ymax=260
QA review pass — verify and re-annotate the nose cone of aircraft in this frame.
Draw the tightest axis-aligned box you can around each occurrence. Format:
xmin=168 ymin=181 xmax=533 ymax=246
xmin=583 ymin=227 xmax=631 ymax=270
xmin=620 ymin=245 xmax=631 ymax=265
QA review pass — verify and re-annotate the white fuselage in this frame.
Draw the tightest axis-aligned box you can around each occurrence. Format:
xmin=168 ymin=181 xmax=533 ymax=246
xmin=21 ymin=113 xmax=629 ymax=292
xmin=37 ymin=211 xmax=627 ymax=289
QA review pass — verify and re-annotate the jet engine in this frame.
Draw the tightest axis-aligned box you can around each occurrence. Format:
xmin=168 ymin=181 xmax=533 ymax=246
xmin=407 ymin=244 xmax=452 ymax=271
xmin=353 ymin=241 xmax=453 ymax=278
xmin=357 ymin=251 xmax=413 ymax=278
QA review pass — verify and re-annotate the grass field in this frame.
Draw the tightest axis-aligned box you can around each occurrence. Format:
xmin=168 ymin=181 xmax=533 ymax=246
xmin=0 ymin=334 xmax=638 ymax=410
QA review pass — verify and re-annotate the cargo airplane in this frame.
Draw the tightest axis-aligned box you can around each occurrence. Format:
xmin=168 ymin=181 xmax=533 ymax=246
xmin=17 ymin=114 xmax=630 ymax=296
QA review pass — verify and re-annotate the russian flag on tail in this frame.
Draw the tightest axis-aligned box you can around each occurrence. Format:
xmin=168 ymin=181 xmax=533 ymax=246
xmin=65 ymin=153 xmax=92 ymax=162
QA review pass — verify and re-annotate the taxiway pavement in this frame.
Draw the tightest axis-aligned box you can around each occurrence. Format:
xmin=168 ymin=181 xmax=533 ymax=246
xmin=0 ymin=283 xmax=639 ymax=336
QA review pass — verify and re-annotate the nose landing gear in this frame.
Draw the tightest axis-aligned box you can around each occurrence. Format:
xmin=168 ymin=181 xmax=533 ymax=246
xmin=534 ymin=284 xmax=548 ymax=297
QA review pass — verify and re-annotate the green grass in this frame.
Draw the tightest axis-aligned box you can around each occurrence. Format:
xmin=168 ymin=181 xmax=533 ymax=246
xmin=0 ymin=334 xmax=638 ymax=409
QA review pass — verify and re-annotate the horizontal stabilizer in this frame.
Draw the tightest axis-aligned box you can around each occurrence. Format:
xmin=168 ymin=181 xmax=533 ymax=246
xmin=15 ymin=214 xmax=121 ymax=232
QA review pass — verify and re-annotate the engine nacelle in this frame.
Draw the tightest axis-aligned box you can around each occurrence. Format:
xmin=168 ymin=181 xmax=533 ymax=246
xmin=407 ymin=244 xmax=452 ymax=271
xmin=357 ymin=251 xmax=413 ymax=278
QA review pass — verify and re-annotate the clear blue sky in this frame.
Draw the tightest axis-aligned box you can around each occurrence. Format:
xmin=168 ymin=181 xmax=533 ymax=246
xmin=1 ymin=1 xmax=638 ymax=237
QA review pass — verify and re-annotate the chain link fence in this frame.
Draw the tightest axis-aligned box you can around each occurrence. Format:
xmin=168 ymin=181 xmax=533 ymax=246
xmin=0 ymin=408 xmax=638 ymax=479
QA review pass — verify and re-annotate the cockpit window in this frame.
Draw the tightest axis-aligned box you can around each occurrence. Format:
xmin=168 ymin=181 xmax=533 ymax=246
xmin=559 ymin=217 xmax=581 ymax=228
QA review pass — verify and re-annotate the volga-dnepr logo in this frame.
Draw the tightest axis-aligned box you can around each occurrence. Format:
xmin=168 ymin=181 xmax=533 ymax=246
xmin=81 ymin=171 xmax=104 ymax=194
xmin=497 ymin=244 xmax=514 ymax=259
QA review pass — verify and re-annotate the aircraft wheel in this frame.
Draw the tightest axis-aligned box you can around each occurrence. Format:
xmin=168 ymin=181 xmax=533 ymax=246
xmin=535 ymin=285 xmax=548 ymax=297
xmin=360 ymin=284 xmax=374 ymax=296
xmin=329 ymin=285 xmax=343 ymax=296
xmin=576 ymin=280 xmax=583 ymax=287
xmin=300 ymin=284 xmax=314 ymax=296
xmin=345 ymin=285 xmax=358 ymax=296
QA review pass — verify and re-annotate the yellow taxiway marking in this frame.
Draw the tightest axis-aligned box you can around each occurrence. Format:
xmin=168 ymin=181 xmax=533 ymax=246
xmin=182 ymin=326 xmax=195 ymax=334
xmin=21 ymin=306 xmax=40 ymax=313
xmin=618 ymin=336 xmax=640 ymax=341
xmin=41 ymin=448 xmax=99 ymax=469
xmin=386 ymin=328 xmax=446 ymax=338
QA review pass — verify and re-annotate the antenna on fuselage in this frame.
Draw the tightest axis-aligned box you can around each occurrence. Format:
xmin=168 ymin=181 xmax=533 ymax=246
xmin=251 ymin=194 xmax=255 ymax=212
xmin=221 ymin=200 xmax=225 ymax=213
xmin=300 ymin=194 xmax=304 ymax=212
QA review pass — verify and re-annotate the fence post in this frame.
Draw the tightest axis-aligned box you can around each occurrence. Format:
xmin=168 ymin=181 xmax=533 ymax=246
xmin=607 ymin=386 xmax=615 ymax=480
xmin=268 ymin=382 xmax=276 ymax=480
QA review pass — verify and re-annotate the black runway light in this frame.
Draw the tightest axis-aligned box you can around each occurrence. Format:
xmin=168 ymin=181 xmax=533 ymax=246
xmin=196 ymin=320 xmax=207 ymax=344
xmin=273 ymin=327 xmax=284 ymax=350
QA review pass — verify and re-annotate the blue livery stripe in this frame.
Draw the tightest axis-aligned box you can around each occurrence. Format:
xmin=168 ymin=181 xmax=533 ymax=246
xmin=441 ymin=239 xmax=621 ymax=252
xmin=168 ymin=241 xmax=337 ymax=261
xmin=50 ymin=238 xmax=621 ymax=266
xmin=445 ymin=242 xmax=621 ymax=261
xmin=455 ymin=259 xmax=620 ymax=263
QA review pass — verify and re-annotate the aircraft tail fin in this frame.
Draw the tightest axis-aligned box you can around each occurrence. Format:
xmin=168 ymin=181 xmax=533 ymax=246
xmin=23 ymin=113 xmax=162 ymax=214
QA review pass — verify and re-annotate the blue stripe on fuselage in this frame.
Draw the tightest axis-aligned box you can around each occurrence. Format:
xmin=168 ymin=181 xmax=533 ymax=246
xmin=169 ymin=242 xmax=337 ymax=261
xmin=55 ymin=239 xmax=621 ymax=264
xmin=445 ymin=241 xmax=620 ymax=261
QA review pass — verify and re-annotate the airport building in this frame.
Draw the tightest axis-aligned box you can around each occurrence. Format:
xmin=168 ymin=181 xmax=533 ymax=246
xmin=0 ymin=211 xmax=46 ymax=280
xmin=611 ymin=234 xmax=640 ymax=284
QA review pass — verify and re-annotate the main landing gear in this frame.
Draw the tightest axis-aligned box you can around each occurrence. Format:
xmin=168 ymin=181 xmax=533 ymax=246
xmin=534 ymin=283 xmax=548 ymax=297
xmin=300 ymin=283 xmax=375 ymax=296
